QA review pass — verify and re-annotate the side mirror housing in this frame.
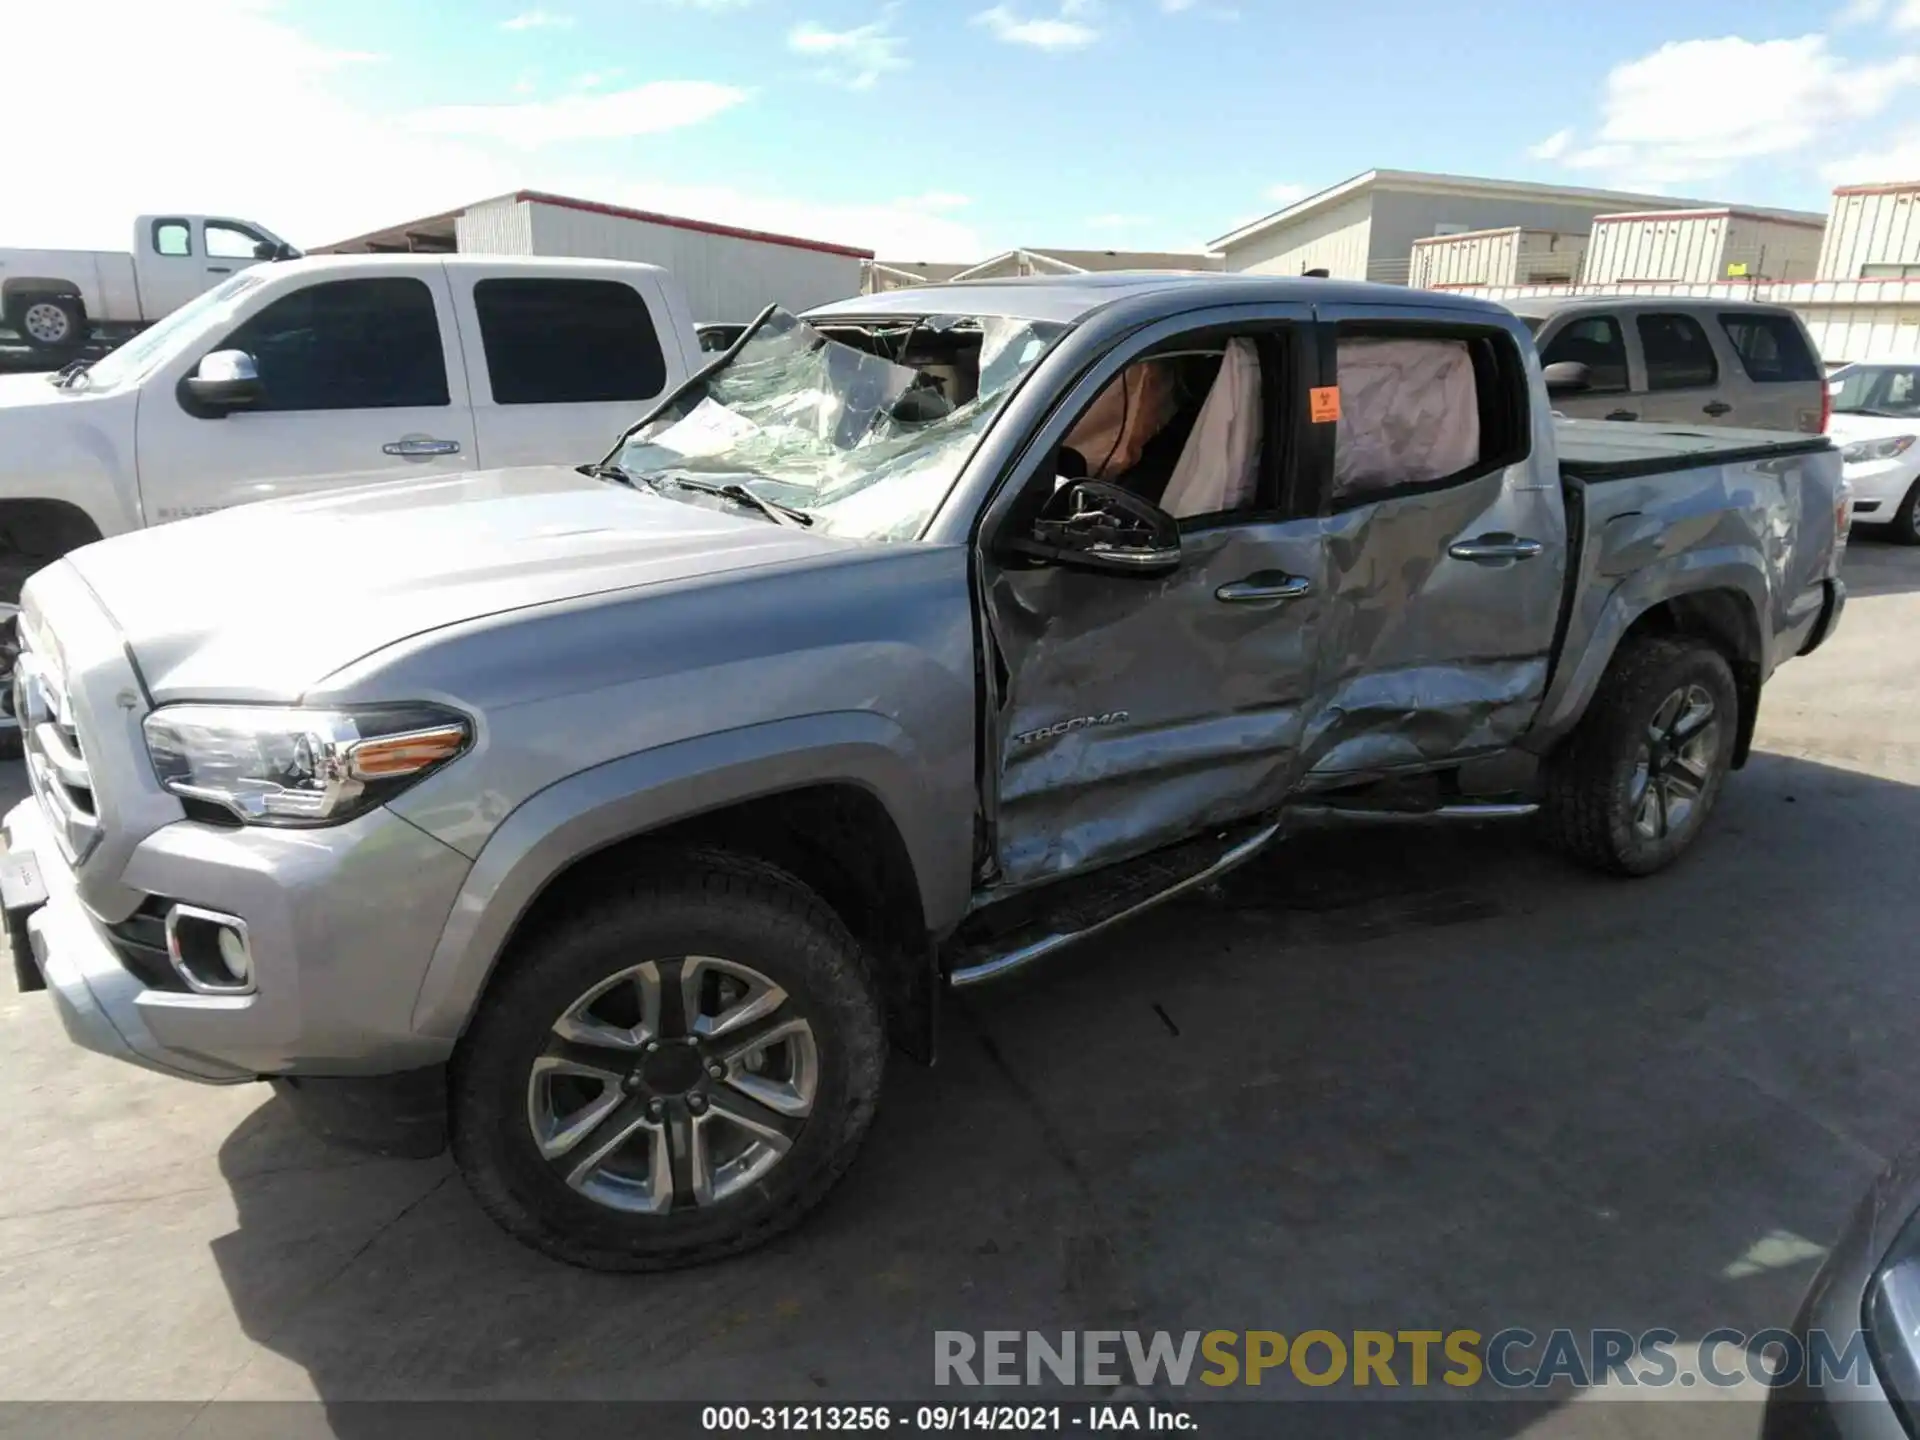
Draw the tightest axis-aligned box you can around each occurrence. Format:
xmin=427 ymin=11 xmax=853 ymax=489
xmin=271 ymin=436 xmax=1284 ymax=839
xmin=1543 ymin=360 xmax=1593 ymax=395
xmin=1005 ymin=478 xmax=1181 ymax=578
xmin=182 ymin=350 xmax=263 ymax=415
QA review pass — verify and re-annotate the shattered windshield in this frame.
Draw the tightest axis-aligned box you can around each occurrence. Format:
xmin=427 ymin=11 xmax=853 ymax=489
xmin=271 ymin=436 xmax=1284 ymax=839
xmin=615 ymin=307 xmax=1065 ymax=541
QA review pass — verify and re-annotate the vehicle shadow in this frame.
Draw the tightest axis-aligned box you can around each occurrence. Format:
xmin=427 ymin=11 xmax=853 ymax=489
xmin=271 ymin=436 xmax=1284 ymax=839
xmin=1840 ymin=534 xmax=1920 ymax=597
xmin=203 ymin=748 xmax=1920 ymax=1437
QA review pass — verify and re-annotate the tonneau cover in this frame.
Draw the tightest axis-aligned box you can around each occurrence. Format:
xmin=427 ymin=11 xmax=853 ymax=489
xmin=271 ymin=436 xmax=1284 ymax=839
xmin=1554 ymin=417 xmax=1834 ymax=481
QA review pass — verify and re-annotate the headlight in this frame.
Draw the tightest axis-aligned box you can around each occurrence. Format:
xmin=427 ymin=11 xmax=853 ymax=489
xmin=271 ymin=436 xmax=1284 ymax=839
xmin=142 ymin=703 xmax=470 ymax=826
xmin=1841 ymin=435 xmax=1917 ymax=463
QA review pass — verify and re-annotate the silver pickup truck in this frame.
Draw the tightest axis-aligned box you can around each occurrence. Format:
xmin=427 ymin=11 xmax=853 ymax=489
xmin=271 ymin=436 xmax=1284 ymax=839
xmin=1 ymin=275 xmax=1848 ymax=1271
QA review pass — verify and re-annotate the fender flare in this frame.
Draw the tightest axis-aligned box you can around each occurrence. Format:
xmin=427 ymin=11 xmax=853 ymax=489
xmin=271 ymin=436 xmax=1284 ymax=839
xmin=408 ymin=711 xmax=967 ymax=1039
xmin=1527 ymin=548 xmax=1769 ymax=755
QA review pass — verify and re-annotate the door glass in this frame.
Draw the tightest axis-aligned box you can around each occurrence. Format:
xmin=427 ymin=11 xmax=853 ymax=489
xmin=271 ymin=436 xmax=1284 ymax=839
xmin=1638 ymin=313 xmax=1719 ymax=390
xmin=205 ymin=221 xmax=269 ymax=260
xmin=1539 ymin=316 xmax=1627 ymax=392
xmin=1718 ymin=313 xmax=1821 ymax=383
xmin=152 ymin=219 xmax=192 ymax=257
xmin=473 ymin=277 xmax=666 ymax=404
xmin=215 ymin=278 xmax=449 ymax=411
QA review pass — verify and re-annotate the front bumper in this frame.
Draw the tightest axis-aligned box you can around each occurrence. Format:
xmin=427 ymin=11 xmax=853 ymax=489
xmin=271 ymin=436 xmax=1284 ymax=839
xmin=1842 ymin=456 xmax=1920 ymax=518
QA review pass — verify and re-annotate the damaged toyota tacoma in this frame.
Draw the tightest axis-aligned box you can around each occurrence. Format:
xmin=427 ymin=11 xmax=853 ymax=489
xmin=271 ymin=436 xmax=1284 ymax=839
xmin=2 ymin=275 xmax=1848 ymax=1270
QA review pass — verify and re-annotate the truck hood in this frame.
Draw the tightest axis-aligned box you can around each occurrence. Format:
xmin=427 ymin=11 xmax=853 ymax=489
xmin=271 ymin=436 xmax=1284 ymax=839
xmin=56 ymin=466 xmax=854 ymax=702
xmin=0 ymin=371 xmax=86 ymax=411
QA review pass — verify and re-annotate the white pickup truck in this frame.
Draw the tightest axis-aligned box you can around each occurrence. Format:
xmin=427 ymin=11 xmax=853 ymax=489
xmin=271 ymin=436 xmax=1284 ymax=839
xmin=1 ymin=214 xmax=300 ymax=350
xmin=0 ymin=252 xmax=703 ymax=745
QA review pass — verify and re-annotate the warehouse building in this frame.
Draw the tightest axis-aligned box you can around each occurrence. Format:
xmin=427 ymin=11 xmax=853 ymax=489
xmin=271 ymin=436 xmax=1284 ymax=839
xmin=319 ymin=190 xmax=873 ymax=323
xmin=1210 ymin=169 xmax=1720 ymax=284
xmin=865 ymin=247 xmax=1220 ymax=294
xmin=1579 ymin=206 xmax=1825 ymax=285
xmin=1819 ymin=181 xmax=1920 ymax=279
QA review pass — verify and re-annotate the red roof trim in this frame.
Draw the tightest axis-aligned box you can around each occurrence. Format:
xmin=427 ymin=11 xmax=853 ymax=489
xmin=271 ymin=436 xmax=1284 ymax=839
xmin=510 ymin=190 xmax=874 ymax=259
xmin=1832 ymin=181 xmax=1920 ymax=198
xmin=1592 ymin=208 xmax=1825 ymax=229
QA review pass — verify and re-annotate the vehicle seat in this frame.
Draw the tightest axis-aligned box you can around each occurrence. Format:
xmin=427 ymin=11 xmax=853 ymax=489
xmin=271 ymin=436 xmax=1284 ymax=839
xmin=1160 ymin=339 xmax=1262 ymax=519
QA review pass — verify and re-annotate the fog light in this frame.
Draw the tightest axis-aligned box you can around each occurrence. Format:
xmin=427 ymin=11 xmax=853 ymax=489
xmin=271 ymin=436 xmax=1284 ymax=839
xmin=164 ymin=905 xmax=255 ymax=995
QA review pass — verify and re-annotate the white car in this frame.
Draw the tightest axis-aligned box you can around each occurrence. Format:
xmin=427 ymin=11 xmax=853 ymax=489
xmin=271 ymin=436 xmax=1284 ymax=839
xmin=1828 ymin=360 xmax=1920 ymax=543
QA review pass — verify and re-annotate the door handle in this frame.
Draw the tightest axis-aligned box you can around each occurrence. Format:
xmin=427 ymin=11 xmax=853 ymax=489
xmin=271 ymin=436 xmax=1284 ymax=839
xmin=1215 ymin=573 xmax=1313 ymax=603
xmin=1606 ymin=409 xmax=1639 ymax=422
xmin=206 ymin=266 xmax=232 ymax=275
xmin=383 ymin=438 xmax=462 ymax=458
xmin=1449 ymin=533 xmax=1544 ymax=564
xmin=1702 ymin=400 xmax=1732 ymax=417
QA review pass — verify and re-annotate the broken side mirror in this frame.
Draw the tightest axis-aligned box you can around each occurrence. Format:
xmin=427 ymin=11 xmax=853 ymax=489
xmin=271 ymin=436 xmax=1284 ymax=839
xmin=1543 ymin=360 xmax=1592 ymax=395
xmin=1005 ymin=478 xmax=1181 ymax=578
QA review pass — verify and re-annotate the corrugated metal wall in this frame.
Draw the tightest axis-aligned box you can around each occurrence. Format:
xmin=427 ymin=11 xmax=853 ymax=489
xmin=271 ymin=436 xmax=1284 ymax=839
xmin=1409 ymin=229 xmax=1585 ymax=288
xmin=454 ymin=196 xmax=535 ymax=253
xmin=519 ymin=201 xmax=865 ymax=322
xmin=1581 ymin=214 xmax=1729 ymax=284
xmin=1222 ymin=193 xmax=1373 ymax=279
xmin=1819 ymin=187 xmax=1920 ymax=278
xmin=1722 ymin=216 xmax=1824 ymax=280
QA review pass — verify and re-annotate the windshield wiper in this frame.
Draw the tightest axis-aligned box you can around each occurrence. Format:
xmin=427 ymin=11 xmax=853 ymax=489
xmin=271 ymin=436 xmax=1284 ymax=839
xmin=583 ymin=461 xmax=813 ymax=528
xmin=655 ymin=474 xmax=814 ymax=528
xmin=47 ymin=358 xmax=93 ymax=389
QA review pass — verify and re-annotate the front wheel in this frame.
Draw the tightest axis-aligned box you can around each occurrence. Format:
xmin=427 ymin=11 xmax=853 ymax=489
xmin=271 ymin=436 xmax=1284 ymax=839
xmin=1542 ymin=637 xmax=1739 ymax=876
xmin=450 ymin=851 xmax=886 ymax=1271
xmin=1890 ymin=478 xmax=1920 ymax=545
xmin=13 ymin=296 xmax=83 ymax=350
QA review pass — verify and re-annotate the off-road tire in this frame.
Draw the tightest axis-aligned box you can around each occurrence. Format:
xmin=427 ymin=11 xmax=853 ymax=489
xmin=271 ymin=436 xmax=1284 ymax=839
xmin=1542 ymin=636 xmax=1739 ymax=877
xmin=450 ymin=850 xmax=886 ymax=1271
xmin=1890 ymin=478 xmax=1920 ymax=545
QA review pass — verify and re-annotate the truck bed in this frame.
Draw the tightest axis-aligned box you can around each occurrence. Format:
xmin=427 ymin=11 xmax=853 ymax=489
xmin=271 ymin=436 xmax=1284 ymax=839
xmin=1553 ymin=417 xmax=1834 ymax=481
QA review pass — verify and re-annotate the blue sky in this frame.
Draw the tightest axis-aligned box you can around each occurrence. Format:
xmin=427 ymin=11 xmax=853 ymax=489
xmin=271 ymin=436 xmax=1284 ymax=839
xmin=10 ymin=0 xmax=1920 ymax=259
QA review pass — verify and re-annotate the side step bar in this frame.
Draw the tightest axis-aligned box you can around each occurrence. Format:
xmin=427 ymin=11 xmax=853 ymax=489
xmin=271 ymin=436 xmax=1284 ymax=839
xmin=949 ymin=823 xmax=1282 ymax=988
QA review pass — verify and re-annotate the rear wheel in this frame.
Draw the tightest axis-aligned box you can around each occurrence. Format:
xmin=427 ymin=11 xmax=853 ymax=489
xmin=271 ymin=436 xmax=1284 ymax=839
xmin=12 ymin=296 xmax=83 ymax=350
xmin=1543 ymin=637 xmax=1739 ymax=876
xmin=1890 ymin=478 xmax=1920 ymax=545
xmin=450 ymin=851 xmax=886 ymax=1271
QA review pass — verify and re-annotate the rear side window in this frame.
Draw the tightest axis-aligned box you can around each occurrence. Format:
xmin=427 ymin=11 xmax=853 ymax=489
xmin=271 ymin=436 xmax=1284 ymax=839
xmin=1331 ymin=328 xmax=1527 ymax=505
xmin=218 ymin=277 xmax=449 ymax=411
xmin=1539 ymin=315 xmax=1627 ymax=392
xmin=474 ymin=278 xmax=667 ymax=405
xmin=1637 ymin=313 xmax=1719 ymax=390
xmin=152 ymin=219 xmax=192 ymax=257
xmin=1718 ymin=312 xmax=1821 ymax=383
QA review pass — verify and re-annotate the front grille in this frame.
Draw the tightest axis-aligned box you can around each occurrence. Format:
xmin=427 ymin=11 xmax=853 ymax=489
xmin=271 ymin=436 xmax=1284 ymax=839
xmin=15 ymin=637 xmax=102 ymax=865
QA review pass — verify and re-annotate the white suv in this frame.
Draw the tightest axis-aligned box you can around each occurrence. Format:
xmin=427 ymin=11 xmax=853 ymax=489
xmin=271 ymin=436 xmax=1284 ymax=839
xmin=1826 ymin=360 xmax=1920 ymax=543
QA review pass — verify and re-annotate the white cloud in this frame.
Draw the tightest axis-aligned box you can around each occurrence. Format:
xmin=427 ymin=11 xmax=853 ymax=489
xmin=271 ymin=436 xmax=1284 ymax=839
xmin=0 ymin=0 xmax=980 ymax=260
xmin=788 ymin=16 xmax=908 ymax=89
xmin=1823 ymin=131 xmax=1920 ymax=185
xmin=972 ymin=1 xmax=1100 ymax=50
xmin=410 ymin=82 xmax=749 ymax=147
xmin=1548 ymin=34 xmax=1920 ymax=185
xmin=1528 ymin=128 xmax=1573 ymax=161
xmin=501 ymin=8 xmax=571 ymax=29
xmin=1265 ymin=182 xmax=1310 ymax=205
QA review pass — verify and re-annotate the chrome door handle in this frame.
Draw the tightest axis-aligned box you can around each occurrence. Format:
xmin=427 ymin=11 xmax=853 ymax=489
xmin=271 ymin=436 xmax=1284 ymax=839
xmin=1215 ymin=573 xmax=1313 ymax=603
xmin=1449 ymin=534 xmax=1544 ymax=564
xmin=383 ymin=438 xmax=462 ymax=458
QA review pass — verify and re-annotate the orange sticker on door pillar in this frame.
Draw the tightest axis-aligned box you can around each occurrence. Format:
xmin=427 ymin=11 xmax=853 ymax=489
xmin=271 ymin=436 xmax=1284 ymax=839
xmin=1309 ymin=386 xmax=1341 ymax=423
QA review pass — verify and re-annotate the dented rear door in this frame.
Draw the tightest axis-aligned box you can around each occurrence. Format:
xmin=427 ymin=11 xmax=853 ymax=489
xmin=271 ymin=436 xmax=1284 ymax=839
xmin=1299 ymin=304 xmax=1567 ymax=782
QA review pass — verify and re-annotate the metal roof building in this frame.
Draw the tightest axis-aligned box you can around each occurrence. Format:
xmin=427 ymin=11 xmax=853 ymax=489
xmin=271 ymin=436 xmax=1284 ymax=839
xmin=317 ymin=190 xmax=874 ymax=323
xmin=1211 ymin=169 xmax=1724 ymax=284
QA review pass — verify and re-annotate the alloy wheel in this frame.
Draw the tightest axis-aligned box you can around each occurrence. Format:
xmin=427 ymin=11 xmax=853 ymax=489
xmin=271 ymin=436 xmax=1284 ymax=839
xmin=1628 ymin=683 xmax=1720 ymax=842
xmin=526 ymin=956 xmax=819 ymax=1214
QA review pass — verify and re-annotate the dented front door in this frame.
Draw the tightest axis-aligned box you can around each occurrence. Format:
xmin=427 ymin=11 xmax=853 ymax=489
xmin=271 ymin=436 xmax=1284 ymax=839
xmin=986 ymin=520 xmax=1326 ymax=889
